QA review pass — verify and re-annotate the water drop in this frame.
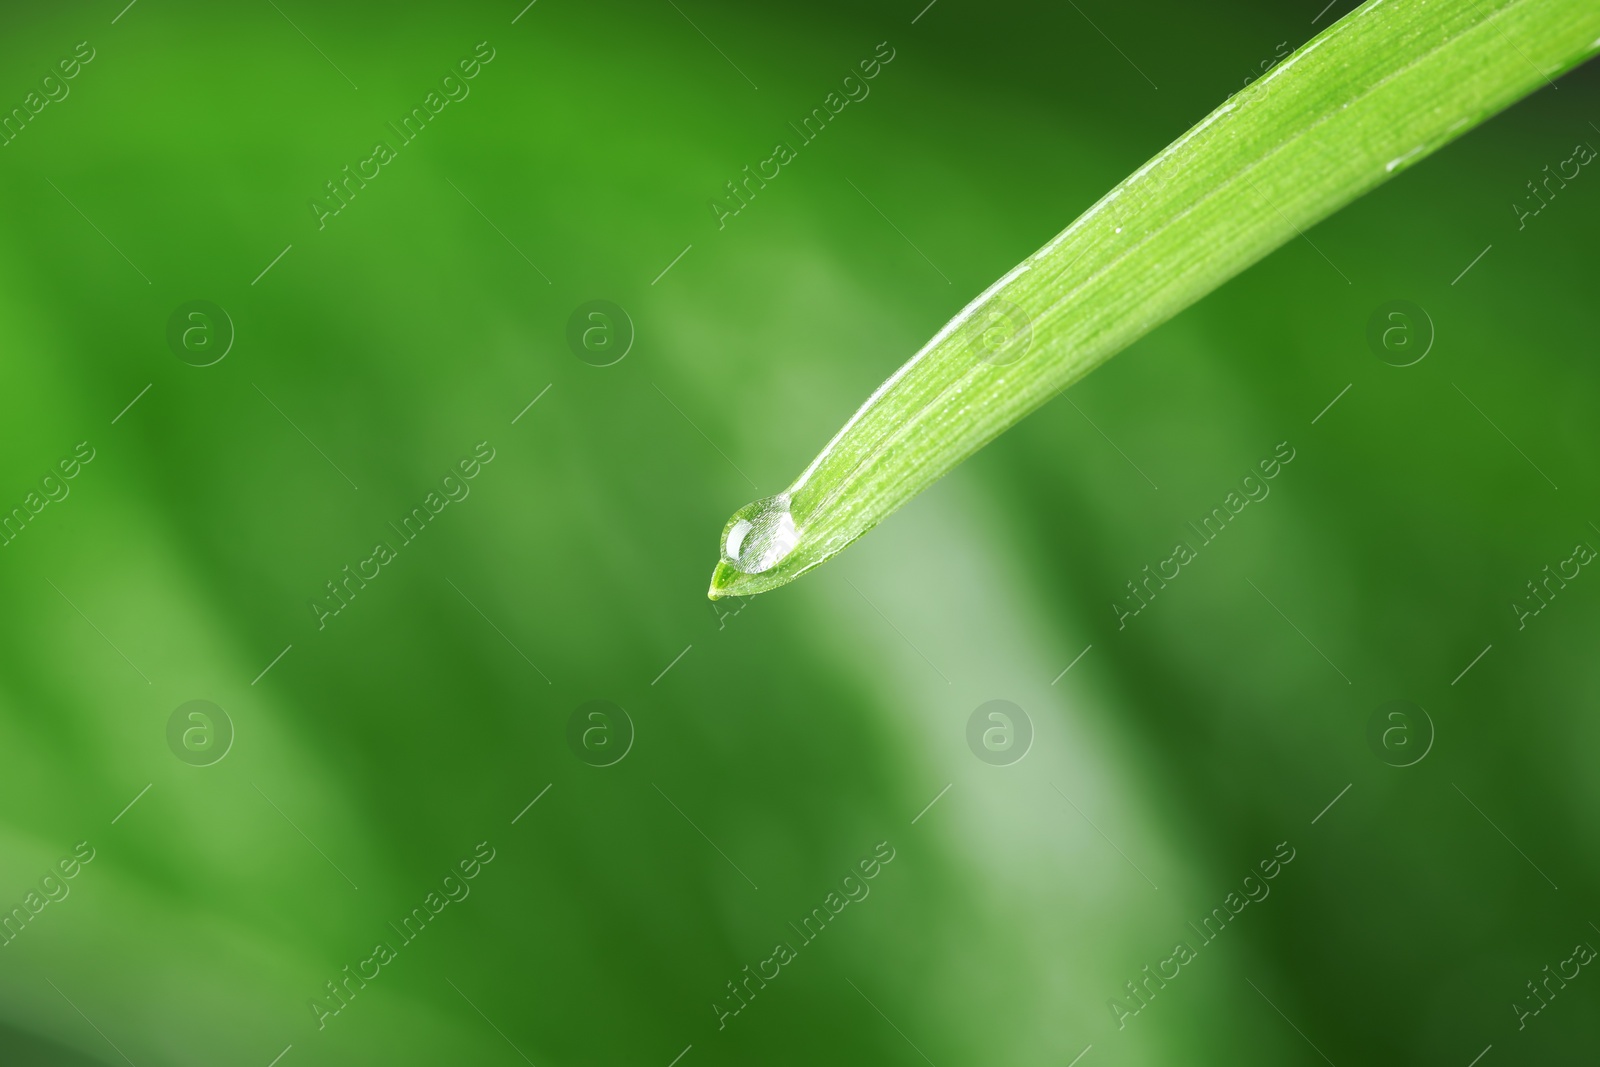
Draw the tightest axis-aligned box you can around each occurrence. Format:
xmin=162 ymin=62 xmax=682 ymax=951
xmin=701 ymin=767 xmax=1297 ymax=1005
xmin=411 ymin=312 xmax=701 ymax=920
xmin=720 ymin=495 xmax=799 ymax=575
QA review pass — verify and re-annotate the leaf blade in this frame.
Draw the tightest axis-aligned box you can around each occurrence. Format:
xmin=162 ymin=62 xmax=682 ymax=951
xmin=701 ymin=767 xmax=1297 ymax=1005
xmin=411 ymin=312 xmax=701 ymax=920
xmin=709 ymin=0 xmax=1600 ymax=598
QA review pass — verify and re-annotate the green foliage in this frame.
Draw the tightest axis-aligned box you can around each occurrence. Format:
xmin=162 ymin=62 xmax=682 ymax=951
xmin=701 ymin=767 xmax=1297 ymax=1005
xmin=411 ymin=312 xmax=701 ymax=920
xmin=709 ymin=0 xmax=1600 ymax=597
xmin=4 ymin=1 xmax=1600 ymax=1064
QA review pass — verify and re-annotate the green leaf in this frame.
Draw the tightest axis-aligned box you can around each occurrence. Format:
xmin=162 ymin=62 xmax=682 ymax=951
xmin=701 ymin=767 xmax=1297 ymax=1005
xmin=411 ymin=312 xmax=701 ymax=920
xmin=708 ymin=0 xmax=1600 ymax=599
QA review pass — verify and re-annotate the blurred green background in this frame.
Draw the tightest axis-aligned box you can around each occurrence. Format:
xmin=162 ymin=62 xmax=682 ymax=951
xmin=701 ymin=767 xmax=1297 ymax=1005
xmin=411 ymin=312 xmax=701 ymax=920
xmin=1 ymin=0 xmax=1597 ymax=1063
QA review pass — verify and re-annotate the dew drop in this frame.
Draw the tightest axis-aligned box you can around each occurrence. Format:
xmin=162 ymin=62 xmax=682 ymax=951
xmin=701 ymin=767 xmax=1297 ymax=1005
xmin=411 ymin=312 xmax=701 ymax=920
xmin=720 ymin=495 xmax=800 ymax=575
